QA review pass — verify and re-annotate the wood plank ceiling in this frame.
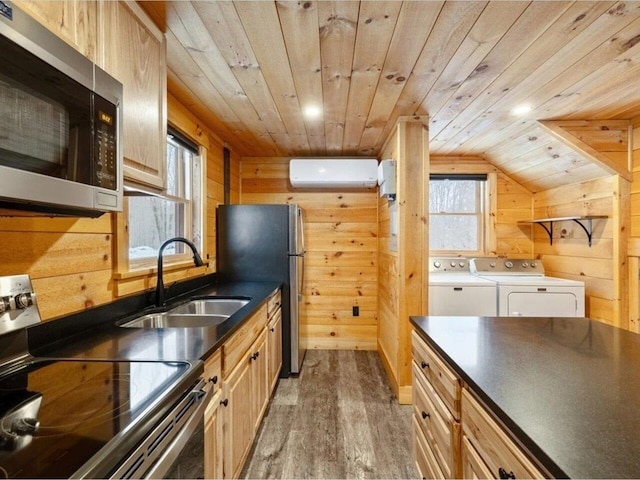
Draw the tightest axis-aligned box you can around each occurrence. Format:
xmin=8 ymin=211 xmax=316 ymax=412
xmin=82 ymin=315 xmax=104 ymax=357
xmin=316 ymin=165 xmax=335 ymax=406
xmin=141 ymin=1 xmax=640 ymax=192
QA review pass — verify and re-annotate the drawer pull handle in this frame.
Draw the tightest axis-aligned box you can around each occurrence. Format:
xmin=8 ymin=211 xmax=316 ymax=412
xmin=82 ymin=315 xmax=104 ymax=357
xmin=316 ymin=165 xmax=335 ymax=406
xmin=421 ymin=411 xmax=430 ymax=420
xmin=209 ymin=375 xmax=218 ymax=385
xmin=421 ymin=361 xmax=429 ymax=369
xmin=498 ymin=468 xmax=515 ymax=479
xmin=453 ymin=287 xmax=463 ymax=291
xmin=251 ymin=352 xmax=260 ymax=361
xmin=220 ymin=399 xmax=229 ymax=407
xmin=270 ymin=327 xmax=275 ymax=332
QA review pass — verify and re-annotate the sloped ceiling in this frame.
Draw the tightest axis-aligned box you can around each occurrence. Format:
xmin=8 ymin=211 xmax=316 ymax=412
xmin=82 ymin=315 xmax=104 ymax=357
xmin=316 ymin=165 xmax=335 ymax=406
xmin=141 ymin=1 xmax=640 ymax=192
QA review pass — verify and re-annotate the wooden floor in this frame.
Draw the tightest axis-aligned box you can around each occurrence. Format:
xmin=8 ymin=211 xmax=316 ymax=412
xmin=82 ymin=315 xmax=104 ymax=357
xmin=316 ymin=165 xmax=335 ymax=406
xmin=241 ymin=350 xmax=418 ymax=479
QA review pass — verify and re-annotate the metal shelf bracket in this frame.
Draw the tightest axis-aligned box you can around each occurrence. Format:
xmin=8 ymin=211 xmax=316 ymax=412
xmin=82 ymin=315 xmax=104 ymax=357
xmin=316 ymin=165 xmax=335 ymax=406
xmin=518 ymin=216 xmax=607 ymax=248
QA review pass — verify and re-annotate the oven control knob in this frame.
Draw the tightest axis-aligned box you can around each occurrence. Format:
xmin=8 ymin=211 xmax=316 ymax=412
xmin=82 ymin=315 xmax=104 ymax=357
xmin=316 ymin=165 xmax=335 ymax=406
xmin=11 ymin=418 xmax=39 ymax=435
xmin=433 ymin=261 xmax=441 ymax=269
xmin=505 ymin=261 xmax=514 ymax=269
xmin=489 ymin=262 xmax=496 ymax=268
xmin=521 ymin=262 xmax=529 ymax=268
xmin=14 ymin=293 xmax=32 ymax=309
xmin=531 ymin=262 xmax=537 ymax=268
xmin=459 ymin=262 xmax=465 ymax=268
xmin=0 ymin=297 xmax=8 ymax=314
xmin=450 ymin=261 xmax=456 ymax=268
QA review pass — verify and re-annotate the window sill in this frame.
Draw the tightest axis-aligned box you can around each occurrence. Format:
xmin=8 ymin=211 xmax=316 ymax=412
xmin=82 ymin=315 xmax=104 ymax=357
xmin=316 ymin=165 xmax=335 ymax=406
xmin=113 ymin=262 xmax=210 ymax=297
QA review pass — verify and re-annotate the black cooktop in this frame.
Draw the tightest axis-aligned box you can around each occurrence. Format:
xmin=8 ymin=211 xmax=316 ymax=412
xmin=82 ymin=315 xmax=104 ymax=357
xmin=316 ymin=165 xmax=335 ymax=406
xmin=0 ymin=359 xmax=193 ymax=479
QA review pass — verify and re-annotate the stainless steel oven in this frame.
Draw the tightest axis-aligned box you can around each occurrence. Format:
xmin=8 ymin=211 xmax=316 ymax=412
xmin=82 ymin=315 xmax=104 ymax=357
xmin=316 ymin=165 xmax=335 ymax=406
xmin=0 ymin=274 xmax=212 ymax=479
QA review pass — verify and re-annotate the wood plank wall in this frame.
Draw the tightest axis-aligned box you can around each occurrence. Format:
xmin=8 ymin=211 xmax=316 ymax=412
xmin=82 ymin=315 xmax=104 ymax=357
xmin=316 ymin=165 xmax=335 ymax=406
xmin=628 ymin=117 xmax=640 ymax=332
xmin=240 ymin=157 xmax=378 ymax=351
xmin=532 ymin=176 xmax=617 ymax=324
xmin=0 ymin=95 xmax=238 ymax=321
xmin=378 ymin=131 xmax=399 ymax=386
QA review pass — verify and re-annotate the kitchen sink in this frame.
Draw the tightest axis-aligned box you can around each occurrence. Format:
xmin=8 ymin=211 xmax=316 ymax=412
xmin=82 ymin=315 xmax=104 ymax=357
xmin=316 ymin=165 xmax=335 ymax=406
xmin=118 ymin=297 xmax=250 ymax=329
xmin=167 ymin=298 xmax=250 ymax=316
xmin=119 ymin=313 xmax=230 ymax=328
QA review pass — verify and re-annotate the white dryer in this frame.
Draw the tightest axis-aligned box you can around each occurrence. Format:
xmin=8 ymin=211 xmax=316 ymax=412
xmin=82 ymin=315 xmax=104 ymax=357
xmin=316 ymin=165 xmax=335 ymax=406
xmin=429 ymin=258 xmax=497 ymax=316
xmin=470 ymin=258 xmax=585 ymax=317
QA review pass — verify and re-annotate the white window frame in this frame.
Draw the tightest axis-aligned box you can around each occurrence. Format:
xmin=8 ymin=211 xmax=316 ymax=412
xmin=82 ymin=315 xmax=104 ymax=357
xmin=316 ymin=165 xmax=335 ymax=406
xmin=126 ymin=134 xmax=203 ymax=271
xmin=429 ymin=175 xmax=489 ymax=256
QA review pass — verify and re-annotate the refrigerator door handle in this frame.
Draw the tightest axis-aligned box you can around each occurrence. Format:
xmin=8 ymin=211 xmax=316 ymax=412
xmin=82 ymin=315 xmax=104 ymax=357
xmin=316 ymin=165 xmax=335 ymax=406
xmin=300 ymin=255 xmax=305 ymax=299
xmin=300 ymin=207 xmax=306 ymax=255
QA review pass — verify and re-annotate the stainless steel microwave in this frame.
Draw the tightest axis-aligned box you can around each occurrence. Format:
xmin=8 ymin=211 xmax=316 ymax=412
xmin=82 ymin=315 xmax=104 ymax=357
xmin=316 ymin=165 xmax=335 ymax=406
xmin=0 ymin=2 xmax=123 ymax=217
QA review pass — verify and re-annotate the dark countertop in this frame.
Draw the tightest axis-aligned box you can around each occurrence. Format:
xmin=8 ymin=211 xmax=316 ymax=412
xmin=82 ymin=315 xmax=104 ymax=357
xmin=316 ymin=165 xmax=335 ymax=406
xmin=31 ymin=281 xmax=280 ymax=363
xmin=410 ymin=315 xmax=640 ymax=479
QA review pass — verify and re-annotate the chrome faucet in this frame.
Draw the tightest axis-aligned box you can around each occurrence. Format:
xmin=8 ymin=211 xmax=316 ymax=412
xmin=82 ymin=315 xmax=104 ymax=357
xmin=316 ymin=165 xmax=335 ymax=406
xmin=155 ymin=237 xmax=204 ymax=307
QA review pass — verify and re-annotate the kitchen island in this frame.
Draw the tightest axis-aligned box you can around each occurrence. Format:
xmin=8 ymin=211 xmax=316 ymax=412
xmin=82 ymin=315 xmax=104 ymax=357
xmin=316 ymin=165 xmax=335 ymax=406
xmin=410 ymin=315 xmax=640 ymax=479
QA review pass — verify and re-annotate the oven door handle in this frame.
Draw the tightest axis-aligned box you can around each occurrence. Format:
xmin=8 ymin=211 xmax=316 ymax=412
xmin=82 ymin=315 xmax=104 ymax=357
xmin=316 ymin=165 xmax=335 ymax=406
xmin=143 ymin=381 xmax=214 ymax=479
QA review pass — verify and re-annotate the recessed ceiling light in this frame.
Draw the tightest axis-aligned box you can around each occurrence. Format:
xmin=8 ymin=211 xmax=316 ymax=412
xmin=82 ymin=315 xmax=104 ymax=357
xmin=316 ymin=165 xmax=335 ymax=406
xmin=303 ymin=105 xmax=322 ymax=118
xmin=512 ymin=104 xmax=532 ymax=116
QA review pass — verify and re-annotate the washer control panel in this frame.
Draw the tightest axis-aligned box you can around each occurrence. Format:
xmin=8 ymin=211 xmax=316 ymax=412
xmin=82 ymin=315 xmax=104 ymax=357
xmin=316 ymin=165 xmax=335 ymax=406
xmin=429 ymin=257 xmax=471 ymax=272
xmin=470 ymin=258 xmax=544 ymax=275
xmin=0 ymin=275 xmax=41 ymax=335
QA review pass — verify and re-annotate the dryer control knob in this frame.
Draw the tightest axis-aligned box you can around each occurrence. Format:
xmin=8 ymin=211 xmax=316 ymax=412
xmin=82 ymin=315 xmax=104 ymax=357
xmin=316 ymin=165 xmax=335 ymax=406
xmin=459 ymin=262 xmax=465 ymax=268
xmin=434 ymin=261 xmax=441 ymax=269
xmin=505 ymin=261 xmax=514 ymax=269
xmin=521 ymin=262 xmax=529 ymax=268
xmin=489 ymin=262 xmax=496 ymax=268
xmin=450 ymin=261 xmax=456 ymax=268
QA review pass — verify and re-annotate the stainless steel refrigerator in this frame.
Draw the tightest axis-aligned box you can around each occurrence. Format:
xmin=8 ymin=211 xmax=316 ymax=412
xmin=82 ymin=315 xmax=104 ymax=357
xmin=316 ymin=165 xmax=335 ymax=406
xmin=216 ymin=204 xmax=306 ymax=376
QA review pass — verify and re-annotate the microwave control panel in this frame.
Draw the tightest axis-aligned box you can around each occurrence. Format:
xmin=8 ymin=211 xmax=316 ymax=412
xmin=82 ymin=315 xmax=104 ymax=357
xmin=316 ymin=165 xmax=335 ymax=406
xmin=94 ymin=94 xmax=117 ymax=190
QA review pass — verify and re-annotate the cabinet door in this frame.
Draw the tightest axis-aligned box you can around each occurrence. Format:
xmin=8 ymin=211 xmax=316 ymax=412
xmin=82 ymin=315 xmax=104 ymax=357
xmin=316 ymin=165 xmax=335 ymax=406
xmin=462 ymin=435 xmax=494 ymax=480
xmin=267 ymin=308 xmax=282 ymax=393
xmin=251 ymin=329 xmax=269 ymax=433
xmin=97 ymin=0 xmax=166 ymax=189
xmin=13 ymin=1 xmax=97 ymax=61
xmin=222 ymin=355 xmax=254 ymax=480
xmin=205 ymin=390 xmax=223 ymax=480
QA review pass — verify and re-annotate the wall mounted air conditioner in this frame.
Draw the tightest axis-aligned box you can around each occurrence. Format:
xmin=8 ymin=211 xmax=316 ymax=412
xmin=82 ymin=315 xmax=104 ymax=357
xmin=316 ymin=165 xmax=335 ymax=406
xmin=289 ymin=159 xmax=378 ymax=188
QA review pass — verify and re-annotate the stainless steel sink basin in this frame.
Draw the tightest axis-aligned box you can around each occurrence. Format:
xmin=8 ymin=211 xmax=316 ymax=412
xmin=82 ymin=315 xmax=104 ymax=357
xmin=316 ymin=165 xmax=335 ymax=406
xmin=120 ymin=313 xmax=230 ymax=328
xmin=118 ymin=297 xmax=250 ymax=329
xmin=167 ymin=298 xmax=250 ymax=316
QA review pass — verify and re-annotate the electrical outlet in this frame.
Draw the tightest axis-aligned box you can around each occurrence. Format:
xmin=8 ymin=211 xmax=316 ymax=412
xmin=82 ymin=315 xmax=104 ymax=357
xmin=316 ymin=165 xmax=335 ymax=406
xmin=352 ymin=306 xmax=359 ymax=316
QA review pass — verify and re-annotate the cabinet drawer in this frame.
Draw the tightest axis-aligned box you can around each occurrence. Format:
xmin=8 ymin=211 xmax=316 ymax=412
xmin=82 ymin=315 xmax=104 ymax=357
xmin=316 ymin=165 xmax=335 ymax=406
xmin=414 ymin=417 xmax=445 ymax=480
xmin=412 ymin=330 xmax=461 ymax=419
xmin=267 ymin=290 xmax=281 ymax=319
xmin=462 ymin=389 xmax=545 ymax=479
xmin=223 ymin=303 xmax=267 ymax=376
xmin=413 ymin=364 xmax=460 ymax=479
xmin=204 ymin=349 xmax=222 ymax=393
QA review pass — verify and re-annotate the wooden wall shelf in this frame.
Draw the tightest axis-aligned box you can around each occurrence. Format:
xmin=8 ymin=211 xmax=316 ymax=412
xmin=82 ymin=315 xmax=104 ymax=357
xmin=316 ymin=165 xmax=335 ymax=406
xmin=517 ymin=216 xmax=608 ymax=247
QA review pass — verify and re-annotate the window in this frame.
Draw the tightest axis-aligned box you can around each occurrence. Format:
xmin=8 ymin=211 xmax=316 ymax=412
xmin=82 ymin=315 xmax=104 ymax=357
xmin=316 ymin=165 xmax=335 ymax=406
xmin=127 ymin=131 xmax=203 ymax=268
xmin=429 ymin=174 xmax=487 ymax=253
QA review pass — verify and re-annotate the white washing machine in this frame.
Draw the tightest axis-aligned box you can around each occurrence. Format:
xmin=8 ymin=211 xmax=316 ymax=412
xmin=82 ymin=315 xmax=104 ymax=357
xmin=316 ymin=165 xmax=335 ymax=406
xmin=429 ymin=258 xmax=497 ymax=316
xmin=470 ymin=258 xmax=585 ymax=317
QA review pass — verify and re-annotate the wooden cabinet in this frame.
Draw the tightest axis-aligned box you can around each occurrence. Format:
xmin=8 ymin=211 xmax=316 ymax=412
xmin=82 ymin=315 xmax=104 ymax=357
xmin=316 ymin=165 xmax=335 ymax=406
xmin=204 ymin=350 xmax=223 ymax=479
xmin=250 ymin=330 xmax=269 ymax=433
xmin=205 ymin=389 xmax=224 ymax=480
xmin=13 ymin=0 xmax=98 ymax=61
xmin=267 ymin=290 xmax=283 ymax=392
xmin=222 ymin=350 xmax=254 ymax=480
xmin=218 ymin=293 xmax=280 ymax=480
xmin=412 ymin=328 xmax=547 ymax=480
xmin=97 ymin=0 xmax=166 ymax=189
xmin=461 ymin=389 xmax=545 ymax=480
xmin=412 ymin=331 xmax=461 ymax=479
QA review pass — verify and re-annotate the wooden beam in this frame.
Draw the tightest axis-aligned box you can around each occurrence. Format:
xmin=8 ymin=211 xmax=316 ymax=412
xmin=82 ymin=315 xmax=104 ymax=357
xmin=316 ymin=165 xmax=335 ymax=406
xmin=538 ymin=120 xmax=632 ymax=181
